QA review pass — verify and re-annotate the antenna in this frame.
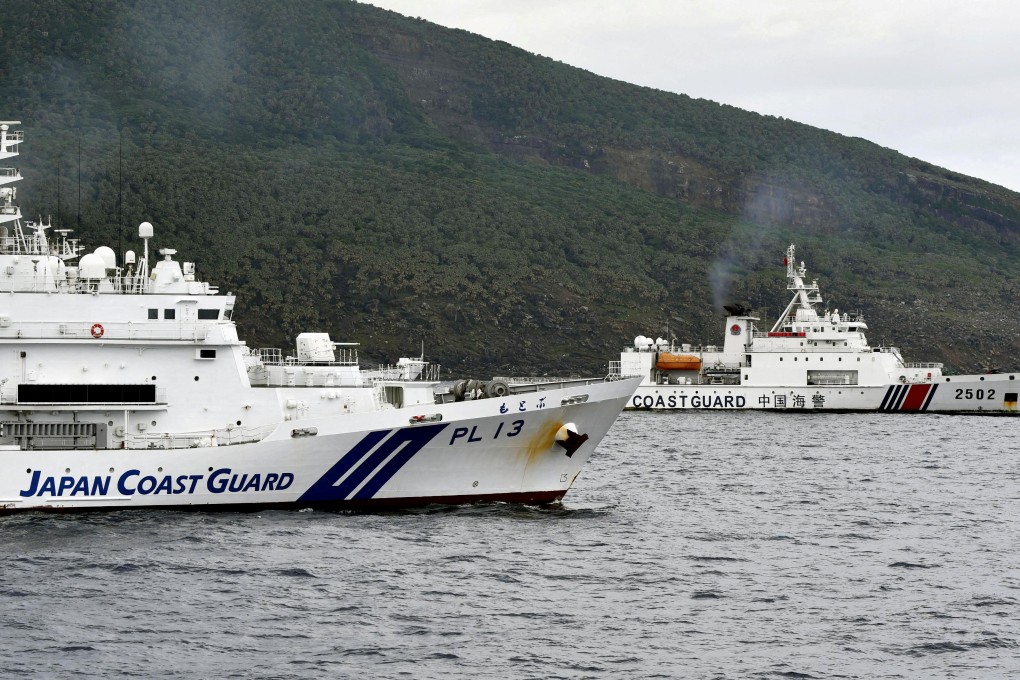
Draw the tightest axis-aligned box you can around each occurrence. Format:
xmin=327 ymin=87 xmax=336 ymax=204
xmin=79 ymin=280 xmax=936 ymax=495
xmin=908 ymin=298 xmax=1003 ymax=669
xmin=56 ymin=156 xmax=61 ymax=227
xmin=118 ymin=129 xmax=123 ymax=260
xmin=137 ymin=221 xmax=153 ymax=292
xmin=77 ymin=135 xmax=81 ymax=235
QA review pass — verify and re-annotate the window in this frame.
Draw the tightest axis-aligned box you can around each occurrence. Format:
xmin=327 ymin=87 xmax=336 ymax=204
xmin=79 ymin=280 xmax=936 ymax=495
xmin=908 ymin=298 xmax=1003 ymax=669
xmin=18 ymin=384 xmax=157 ymax=403
xmin=164 ymin=309 xmax=176 ymax=320
xmin=198 ymin=349 xmax=216 ymax=359
xmin=148 ymin=309 xmax=158 ymax=319
xmin=198 ymin=309 xmax=219 ymax=320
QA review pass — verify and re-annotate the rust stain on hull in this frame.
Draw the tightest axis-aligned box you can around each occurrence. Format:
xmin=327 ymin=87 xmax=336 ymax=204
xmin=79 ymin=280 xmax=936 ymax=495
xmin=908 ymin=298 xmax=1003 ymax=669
xmin=523 ymin=419 xmax=565 ymax=463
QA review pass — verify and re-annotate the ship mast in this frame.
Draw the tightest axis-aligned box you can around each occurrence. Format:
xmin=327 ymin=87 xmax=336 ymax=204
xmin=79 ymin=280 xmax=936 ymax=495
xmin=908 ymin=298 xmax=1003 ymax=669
xmin=0 ymin=121 xmax=25 ymax=254
xmin=770 ymin=244 xmax=823 ymax=332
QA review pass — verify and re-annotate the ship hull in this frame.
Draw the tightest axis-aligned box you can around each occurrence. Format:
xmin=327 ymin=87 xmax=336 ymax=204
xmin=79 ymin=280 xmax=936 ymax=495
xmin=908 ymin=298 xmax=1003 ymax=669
xmin=627 ymin=374 xmax=1018 ymax=413
xmin=1 ymin=378 xmax=639 ymax=513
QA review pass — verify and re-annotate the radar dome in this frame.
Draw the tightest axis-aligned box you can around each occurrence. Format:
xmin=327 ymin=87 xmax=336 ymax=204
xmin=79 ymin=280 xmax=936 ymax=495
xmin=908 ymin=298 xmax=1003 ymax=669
xmin=138 ymin=222 xmax=153 ymax=238
xmin=94 ymin=246 xmax=117 ymax=269
xmin=79 ymin=253 xmax=107 ymax=279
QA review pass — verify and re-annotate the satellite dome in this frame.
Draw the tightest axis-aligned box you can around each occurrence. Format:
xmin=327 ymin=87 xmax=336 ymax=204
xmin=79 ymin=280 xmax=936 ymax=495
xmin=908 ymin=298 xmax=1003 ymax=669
xmin=79 ymin=253 xmax=107 ymax=279
xmin=94 ymin=246 xmax=116 ymax=269
xmin=138 ymin=221 xmax=153 ymax=238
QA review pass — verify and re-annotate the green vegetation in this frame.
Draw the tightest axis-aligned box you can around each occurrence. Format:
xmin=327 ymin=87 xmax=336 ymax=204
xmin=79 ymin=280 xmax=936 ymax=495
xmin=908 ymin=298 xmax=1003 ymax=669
xmin=3 ymin=0 xmax=1018 ymax=373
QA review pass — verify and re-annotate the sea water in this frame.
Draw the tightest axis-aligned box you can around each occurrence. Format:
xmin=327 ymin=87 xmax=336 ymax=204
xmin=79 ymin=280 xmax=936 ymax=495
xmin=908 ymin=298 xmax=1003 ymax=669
xmin=1 ymin=412 xmax=1017 ymax=679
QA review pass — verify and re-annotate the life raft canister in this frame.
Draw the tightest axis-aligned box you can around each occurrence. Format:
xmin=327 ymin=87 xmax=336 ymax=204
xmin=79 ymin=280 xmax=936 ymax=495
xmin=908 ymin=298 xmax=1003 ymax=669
xmin=655 ymin=352 xmax=702 ymax=371
xmin=90 ymin=323 xmax=104 ymax=339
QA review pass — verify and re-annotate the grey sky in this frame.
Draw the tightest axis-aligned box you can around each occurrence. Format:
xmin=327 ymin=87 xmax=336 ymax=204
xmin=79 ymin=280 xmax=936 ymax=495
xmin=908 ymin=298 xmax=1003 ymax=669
xmin=366 ymin=0 xmax=1020 ymax=192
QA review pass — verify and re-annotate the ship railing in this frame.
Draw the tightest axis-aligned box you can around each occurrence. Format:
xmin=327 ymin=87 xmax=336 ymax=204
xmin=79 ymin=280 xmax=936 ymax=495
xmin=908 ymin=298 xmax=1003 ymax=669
xmin=256 ymin=348 xmax=283 ymax=364
xmin=494 ymin=376 xmax=609 ymax=391
xmin=0 ymin=321 xmax=211 ymax=341
xmin=607 ymin=361 xmax=622 ymax=378
xmin=1 ymin=130 xmax=24 ymax=143
xmin=806 ymin=377 xmax=859 ymax=386
xmin=254 ymin=346 xmax=359 ymax=367
xmin=0 ymin=271 xmax=67 ymax=292
xmin=367 ymin=363 xmax=442 ymax=382
xmin=668 ymin=374 xmax=740 ymax=386
xmin=0 ymin=168 xmax=19 ymax=177
xmin=125 ymin=423 xmax=276 ymax=450
xmin=0 ymin=271 xmax=120 ymax=292
xmin=905 ymin=362 xmax=943 ymax=369
xmin=496 ymin=376 xmax=575 ymax=385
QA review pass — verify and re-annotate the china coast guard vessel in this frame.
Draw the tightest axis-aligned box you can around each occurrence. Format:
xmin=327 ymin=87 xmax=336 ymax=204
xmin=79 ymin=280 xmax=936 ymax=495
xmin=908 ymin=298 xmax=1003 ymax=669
xmin=0 ymin=122 xmax=640 ymax=513
xmin=612 ymin=244 xmax=1017 ymax=413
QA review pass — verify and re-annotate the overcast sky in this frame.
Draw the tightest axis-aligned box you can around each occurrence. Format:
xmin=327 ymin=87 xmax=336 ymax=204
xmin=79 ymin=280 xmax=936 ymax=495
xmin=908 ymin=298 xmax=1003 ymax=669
xmin=366 ymin=0 xmax=1020 ymax=193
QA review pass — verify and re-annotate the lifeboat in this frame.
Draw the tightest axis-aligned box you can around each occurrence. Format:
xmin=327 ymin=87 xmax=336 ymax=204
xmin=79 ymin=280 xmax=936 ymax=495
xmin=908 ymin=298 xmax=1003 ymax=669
xmin=655 ymin=353 xmax=701 ymax=371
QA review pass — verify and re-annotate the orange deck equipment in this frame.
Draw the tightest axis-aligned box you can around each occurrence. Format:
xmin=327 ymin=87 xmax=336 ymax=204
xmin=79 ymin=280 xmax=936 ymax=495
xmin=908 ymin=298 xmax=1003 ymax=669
xmin=655 ymin=353 xmax=702 ymax=371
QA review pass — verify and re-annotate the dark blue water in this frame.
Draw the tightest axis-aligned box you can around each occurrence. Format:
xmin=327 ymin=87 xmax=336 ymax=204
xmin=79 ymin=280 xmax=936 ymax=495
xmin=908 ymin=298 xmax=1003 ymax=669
xmin=2 ymin=412 xmax=1018 ymax=679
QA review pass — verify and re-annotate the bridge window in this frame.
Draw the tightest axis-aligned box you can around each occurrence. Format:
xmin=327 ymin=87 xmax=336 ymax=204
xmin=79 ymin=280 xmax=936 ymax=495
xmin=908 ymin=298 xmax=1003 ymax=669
xmin=198 ymin=309 xmax=219 ymax=320
xmin=18 ymin=384 xmax=156 ymax=403
xmin=164 ymin=309 xmax=176 ymax=320
xmin=148 ymin=309 xmax=158 ymax=319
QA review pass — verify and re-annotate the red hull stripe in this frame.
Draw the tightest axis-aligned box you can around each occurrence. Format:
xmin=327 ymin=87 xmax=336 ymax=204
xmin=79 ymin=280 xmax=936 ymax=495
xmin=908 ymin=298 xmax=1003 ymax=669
xmin=901 ymin=384 xmax=933 ymax=411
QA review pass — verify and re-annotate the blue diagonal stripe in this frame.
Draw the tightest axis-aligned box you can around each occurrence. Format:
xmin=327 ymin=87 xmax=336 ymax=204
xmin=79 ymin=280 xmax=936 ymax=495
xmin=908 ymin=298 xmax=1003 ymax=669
xmin=297 ymin=429 xmax=390 ymax=502
xmin=879 ymin=385 xmax=897 ymax=411
xmin=336 ymin=423 xmax=448 ymax=500
xmin=354 ymin=424 xmax=448 ymax=500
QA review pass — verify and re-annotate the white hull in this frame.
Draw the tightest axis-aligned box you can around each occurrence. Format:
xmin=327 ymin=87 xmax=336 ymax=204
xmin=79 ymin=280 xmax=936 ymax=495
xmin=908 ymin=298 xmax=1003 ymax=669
xmin=628 ymin=374 xmax=1017 ymax=412
xmin=3 ymin=377 xmax=640 ymax=512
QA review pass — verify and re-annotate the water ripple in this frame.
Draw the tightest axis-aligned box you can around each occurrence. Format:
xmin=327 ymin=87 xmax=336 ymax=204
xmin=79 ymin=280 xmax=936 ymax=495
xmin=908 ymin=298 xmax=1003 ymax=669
xmin=1 ymin=412 xmax=1018 ymax=678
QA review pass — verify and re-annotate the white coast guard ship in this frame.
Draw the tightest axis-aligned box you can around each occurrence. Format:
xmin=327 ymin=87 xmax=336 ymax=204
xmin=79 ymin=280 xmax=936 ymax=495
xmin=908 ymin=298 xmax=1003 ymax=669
xmin=612 ymin=244 xmax=1017 ymax=413
xmin=0 ymin=122 xmax=640 ymax=513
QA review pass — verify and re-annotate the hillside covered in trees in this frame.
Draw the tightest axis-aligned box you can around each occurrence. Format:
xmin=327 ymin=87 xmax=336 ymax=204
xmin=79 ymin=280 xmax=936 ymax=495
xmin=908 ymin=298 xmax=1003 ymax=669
xmin=3 ymin=0 xmax=1019 ymax=375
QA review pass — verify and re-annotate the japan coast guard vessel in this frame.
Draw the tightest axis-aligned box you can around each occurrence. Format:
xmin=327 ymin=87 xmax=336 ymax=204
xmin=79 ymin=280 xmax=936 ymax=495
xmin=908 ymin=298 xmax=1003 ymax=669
xmin=0 ymin=122 xmax=639 ymax=513
xmin=612 ymin=244 xmax=1017 ymax=413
